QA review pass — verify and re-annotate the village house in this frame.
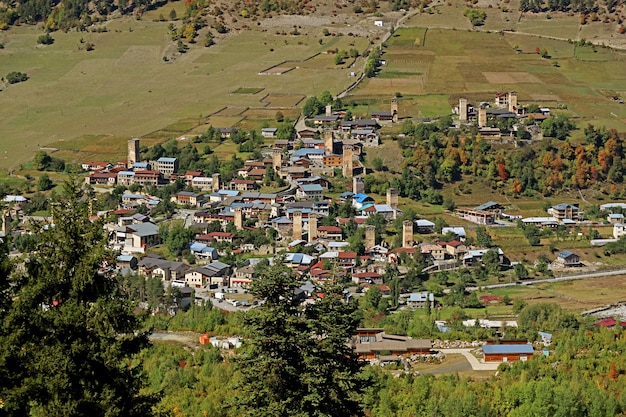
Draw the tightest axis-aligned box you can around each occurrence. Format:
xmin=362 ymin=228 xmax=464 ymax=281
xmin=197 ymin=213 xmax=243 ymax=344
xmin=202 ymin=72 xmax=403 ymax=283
xmin=231 ymin=264 xmax=256 ymax=287
xmin=352 ymin=328 xmax=431 ymax=361
xmin=406 ymin=292 xmax=435 ymax=309
xmin=86 ymin=171 xmax=118 ymax=186
xmin=547 ymin=203 xmax=581 ymax=221
xmin=296 ymin=184 xmax=324 ymax=201
xmin=156 ymin=157 xmax=178 ymax=175
xmin=261 ymin=127 xmax=277 ymax=138
xmin=229 ymin=179 xmax=259 ymax=192
xmin=115 ymin=222 xmax=160 ymax=252
xmin=171 ymin=191 xmax=205 ymax=207
xmin=482 ymin=343 xmax=534 ymax=363
xmin=184 ymin=262 xmax=231 ymax=287
xmin=196 ymin=231 xmax=235 ymax=244
xmin=138 ymin=257 xmax=188 ymax=281
xmin=553 ymin=250 xmax=581 ymax=268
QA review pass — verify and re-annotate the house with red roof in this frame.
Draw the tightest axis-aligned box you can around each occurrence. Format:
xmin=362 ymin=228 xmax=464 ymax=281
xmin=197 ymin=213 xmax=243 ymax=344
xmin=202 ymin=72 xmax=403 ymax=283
xmin=317 ymin=225 xmax=343 ymax=240
xmin=595 ymin=318 xmax=626 ymax=328
xmin=352 ymin=271 xmax=383 ymax=285
xmin=196 ymin=232 xmax=234 ymax=244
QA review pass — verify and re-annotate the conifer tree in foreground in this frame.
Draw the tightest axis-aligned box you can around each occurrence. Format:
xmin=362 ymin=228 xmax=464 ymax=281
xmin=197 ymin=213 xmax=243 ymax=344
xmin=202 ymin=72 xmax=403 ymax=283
xmin=0 ymin=181 xmax=156 ymax=416
xmin=230 ymin=262 xmax=365 ymax=417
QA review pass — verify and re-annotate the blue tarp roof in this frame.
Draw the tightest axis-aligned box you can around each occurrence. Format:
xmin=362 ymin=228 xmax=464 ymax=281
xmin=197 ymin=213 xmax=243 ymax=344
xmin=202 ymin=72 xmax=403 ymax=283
xmin=483 ymin=344 xmax=534 ymax=355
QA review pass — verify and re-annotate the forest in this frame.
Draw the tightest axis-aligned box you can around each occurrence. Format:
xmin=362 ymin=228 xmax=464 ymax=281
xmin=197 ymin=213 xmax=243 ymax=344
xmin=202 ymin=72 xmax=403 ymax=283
xmin=363 ymin=121 xmax=626 ymax=200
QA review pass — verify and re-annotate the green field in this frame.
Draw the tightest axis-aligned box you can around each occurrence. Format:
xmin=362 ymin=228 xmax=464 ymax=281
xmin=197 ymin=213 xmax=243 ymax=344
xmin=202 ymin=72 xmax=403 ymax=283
xmin=0 ymin=17 xmax=368 ymax=170
xmin=1 ymin=1 xmax=626 ymax=169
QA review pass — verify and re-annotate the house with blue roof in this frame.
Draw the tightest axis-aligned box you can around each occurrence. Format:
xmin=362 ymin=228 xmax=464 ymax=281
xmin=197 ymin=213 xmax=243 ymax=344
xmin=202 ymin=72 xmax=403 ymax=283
xmin=351 ymin=193 xmax=375 ymax=209
xmin=296 ymin=184 xmax=324 ymax=201
xmin=483 ymin=343 xmax=534 ymax=362
xmin=291 ymin=148 xmax=326 ymax=164
xmin=554 ymin=250 xmax=580 ymax=267
xmin=189 ymin=242 xmax=219 ymax=261
xmin=406 ymin=292 xmax=434 ymax=309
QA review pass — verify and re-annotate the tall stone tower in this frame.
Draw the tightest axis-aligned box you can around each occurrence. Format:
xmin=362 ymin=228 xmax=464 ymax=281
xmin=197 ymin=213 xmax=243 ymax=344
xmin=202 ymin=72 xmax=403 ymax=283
xmin=342 ymin=144 xmax=353 ymax=178
xmin=459 ymin=98 xmax=468 ymax=122
xmin=1 ymin=210 xmax=10 ymax=237
xmin=272 ymin=148 xmax=283 ymax=172
xmin=402 ymin=220 xmax=414 ymax=248
xmin=386 ymin=188 xmax=398 ymax=209
xmin=365 ymin=225 xmax=376 ymax=249
xmin=308 ymin=213 xmax=318 ymax=242
xmin=391 ymin=97 xmax=399 ymax=123
xmin=478 ymin=106 xmax=487 ymax=128
xmin=353 ymin=177 xmax=365 ymax=194
xmin=234 ymin=207 xmax=243 ymax=231
xmin=128 ymin=138 xmax=140 ymax=168
xmin=324 ymin=130 xmax=334 ymax=156
xmin=293 ymin=211 xmax=303 ymax=241
xmin=325 ymin=104 xmax=332 ymax=117
xmin=212 ymin=173 xmax=221 ymax=192
xmin=508 ymin=91 xmax=518 ymax=114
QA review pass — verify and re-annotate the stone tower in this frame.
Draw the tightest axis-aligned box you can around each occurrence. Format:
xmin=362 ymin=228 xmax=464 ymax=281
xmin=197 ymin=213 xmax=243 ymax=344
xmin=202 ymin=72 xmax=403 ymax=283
xmin=402 ymin=220 xmax=414 ymax=248
xmin=308 ymin=213 xmax=318 ymax=242
xmin=365 ymin=225 xmax=376 ymax=249
xmin=127 ymin=138 xmax=140 ymax=168
xmin=478 ymin=106 xmax=487 ymax=128
xmin=234 ymin=207 xmax=243 ymax=231
xmin=386 ymin=188 xmax=398 ymax=209
xmin=325 ymin=104 xmax=332 ymax=116
xmin=353 ymin=177 xmax=365 ymax=194
xmin=212 ymin=173 xmax=221 ymax=192
xmin=342 ymin=144 xmax=353 ymax=178
xmin=508 ymin=91 xmax=518 ymax=114
xmin=391 ymin=97 xmax=399 ymax=123
xmin=324 ymin=130 xmax=334 ymax=156
xmin=459 ymin=98 xmax=468 ymax=122
xmin=1 ymin=210 xmax=10 ymax=237
xmin=272 ymin=148 xmax=282 ymax=172
xmin=293 ymin=211 xmax=303 ymax=241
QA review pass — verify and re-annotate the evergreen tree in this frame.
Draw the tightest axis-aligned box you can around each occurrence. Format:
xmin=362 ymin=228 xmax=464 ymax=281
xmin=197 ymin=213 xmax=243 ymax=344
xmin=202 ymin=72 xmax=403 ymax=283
xmin=0 ymin=180 xmax=156 ymax=416
xmin=230 ymin=262 xmax=365 ymax=416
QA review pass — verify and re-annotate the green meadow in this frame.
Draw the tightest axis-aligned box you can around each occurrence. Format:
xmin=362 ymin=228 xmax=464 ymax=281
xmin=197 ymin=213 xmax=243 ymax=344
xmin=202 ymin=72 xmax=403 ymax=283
xmin=1 ymin=0 xmax=626 ymax=169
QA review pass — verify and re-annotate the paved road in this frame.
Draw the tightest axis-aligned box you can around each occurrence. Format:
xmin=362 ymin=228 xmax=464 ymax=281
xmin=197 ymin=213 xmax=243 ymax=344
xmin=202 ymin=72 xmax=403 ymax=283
xmin=440 ymin=348 xmax=499 ymax=371
xmin=466 ymin=268 xmax=626 ymax=291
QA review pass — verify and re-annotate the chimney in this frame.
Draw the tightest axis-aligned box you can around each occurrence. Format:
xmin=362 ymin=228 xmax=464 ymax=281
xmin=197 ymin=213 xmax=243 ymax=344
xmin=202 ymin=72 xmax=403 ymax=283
xmin=402 ymin=220 xmax=414 ymax=248
xmin=293 ymin=211 xmax=303 ymax=241
xmin=365 ymin=225 xmax=376 ymax=249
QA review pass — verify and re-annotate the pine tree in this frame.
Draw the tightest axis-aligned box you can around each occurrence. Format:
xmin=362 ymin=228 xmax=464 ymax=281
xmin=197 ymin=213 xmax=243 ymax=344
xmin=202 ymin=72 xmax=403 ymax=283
xmin=230 ymin=262 xmax=365 ymax=416
xmin=0 ymin=180 xmax=156 ymax=416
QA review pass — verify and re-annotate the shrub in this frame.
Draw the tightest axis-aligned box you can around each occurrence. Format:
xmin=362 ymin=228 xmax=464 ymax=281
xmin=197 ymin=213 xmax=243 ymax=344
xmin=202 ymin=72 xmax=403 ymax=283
xmin=6 ymin=71 xmax=28 ymax=84
xmin=37 ymin=33 xmax=54 ymax=45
